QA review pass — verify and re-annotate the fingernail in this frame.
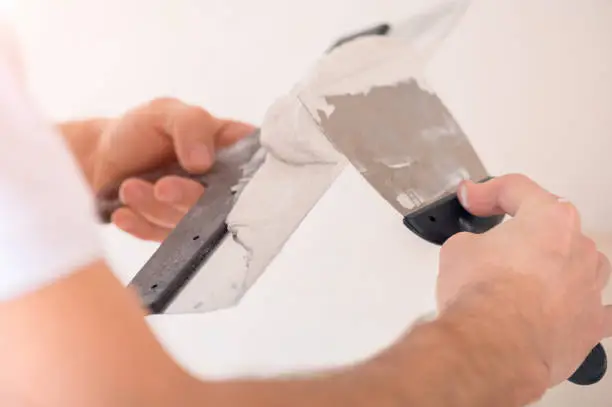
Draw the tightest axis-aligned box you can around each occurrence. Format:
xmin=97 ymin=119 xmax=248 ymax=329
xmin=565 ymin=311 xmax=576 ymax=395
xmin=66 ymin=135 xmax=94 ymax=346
xmin=459 ymin=184 xmax=469 ymax=209
xmin=113 ymin=211 xmax=135 ymax=231
xmin=188 ymin=144 xmax=212 ymax=169
xmin=157 ymin=183 xmax=182 ymax=203
xmin=558 ymin=197 xmax=570 ymax=203
xmin=120 ymin=182 xmax=147 ymax=203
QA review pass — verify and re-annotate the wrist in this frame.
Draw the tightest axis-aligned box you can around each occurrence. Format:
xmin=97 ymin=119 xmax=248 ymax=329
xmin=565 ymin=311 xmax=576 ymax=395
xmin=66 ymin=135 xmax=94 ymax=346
xmin=371 ymin=276 xmax=549 ymax=407
xmin=442 ymin=275 xmax=550 ymax=404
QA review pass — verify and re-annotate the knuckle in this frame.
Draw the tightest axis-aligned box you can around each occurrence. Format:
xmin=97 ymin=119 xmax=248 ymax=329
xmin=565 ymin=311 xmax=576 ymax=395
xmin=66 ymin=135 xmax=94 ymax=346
xmin=550 ymin=200 xmax=581 ymax=229
xmin=502 ymin=173 xmax=538 ymax=190
xmin=556 ymin=199 xmax=579 ymax=218
xmin=176 ymin=105 xmax=217 ymax=132
xmin=180 ymin=104 xmax=212 ymax=120
xmin=148 ymin=96 xmax=181 ymax=110
xmin=541 ymin=232 xmax=573 ymax=259
xmin=599 ymin=251 xmax=612 ymax=270
xmin=583 ymin=237 xmax=597 ymax=253
xmin=597 ymin=257 xmax=612 ymax=287
xmin=504 ymin=173 xmax=532 ymax=184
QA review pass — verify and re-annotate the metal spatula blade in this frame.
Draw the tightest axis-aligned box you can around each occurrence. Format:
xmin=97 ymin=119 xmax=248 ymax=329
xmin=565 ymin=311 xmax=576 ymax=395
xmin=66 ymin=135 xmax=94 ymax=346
xmin=309 ymin=79 xmax=488 ymax=217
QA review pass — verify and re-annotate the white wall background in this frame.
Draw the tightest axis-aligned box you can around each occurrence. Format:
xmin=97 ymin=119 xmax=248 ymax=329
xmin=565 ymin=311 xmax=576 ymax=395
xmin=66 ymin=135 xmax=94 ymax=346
xmin=9 ymin=1 xmax=612 ymax=405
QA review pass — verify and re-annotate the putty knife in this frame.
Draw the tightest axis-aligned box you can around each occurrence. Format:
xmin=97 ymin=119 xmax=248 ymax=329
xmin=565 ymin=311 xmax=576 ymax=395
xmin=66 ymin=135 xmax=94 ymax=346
xmin=296 ymin=77 xmax=606 ymax=386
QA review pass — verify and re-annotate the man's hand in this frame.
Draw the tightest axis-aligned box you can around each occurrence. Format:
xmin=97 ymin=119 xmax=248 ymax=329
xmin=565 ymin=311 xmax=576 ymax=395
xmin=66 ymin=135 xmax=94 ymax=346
xmin=68 ymin=98 xmax=255 ymax=241
xmin=439 ymin=174 xmax=612 ymax=386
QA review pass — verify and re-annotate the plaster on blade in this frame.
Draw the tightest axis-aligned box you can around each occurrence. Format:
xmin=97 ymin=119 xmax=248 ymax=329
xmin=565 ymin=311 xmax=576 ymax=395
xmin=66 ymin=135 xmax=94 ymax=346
xmin=301 ymin=79 xmax=488 ymax=215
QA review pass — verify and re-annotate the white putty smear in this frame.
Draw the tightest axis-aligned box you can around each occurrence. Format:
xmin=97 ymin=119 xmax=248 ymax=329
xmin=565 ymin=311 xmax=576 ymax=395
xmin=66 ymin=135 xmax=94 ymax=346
xmin=165 ymin=1 xmax=472 ymax=314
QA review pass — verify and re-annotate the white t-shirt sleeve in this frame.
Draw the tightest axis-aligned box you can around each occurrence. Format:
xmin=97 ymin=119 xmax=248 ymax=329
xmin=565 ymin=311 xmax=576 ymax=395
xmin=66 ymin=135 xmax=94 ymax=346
xmin=0 ymin=56 xmax=103 ymax=300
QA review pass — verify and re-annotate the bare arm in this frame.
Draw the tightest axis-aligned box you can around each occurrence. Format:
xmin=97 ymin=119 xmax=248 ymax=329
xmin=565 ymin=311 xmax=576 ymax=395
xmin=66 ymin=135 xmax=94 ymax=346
xmin=7 ymin=174 xmax=609 ymax=407
xmin=204 ymin=277 xmax=547 ymax=407
xmin=0 ymin=260 xmax=547 ymax=407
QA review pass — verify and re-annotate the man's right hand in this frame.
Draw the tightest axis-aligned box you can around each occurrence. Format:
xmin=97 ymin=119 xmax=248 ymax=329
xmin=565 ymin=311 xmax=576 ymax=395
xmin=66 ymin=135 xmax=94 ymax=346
xmin=438 ymin=174 xmax=612 ymax=386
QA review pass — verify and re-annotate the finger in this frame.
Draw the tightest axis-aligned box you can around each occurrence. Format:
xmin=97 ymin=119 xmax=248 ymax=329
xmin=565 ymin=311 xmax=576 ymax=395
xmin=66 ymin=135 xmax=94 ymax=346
xmin=111 ymin=207 xmax=172 ymax=242
xmin=154 ymin=176 xmax=205 ymax=212
xmin=216 ymin=120 xmax=257 ymax=147
xmin=119 ymin=178 xmax=186 ymax=228
xmin=148 ymin=98 xmax=223 ymax=173
xmin=458 ymin=174 xmax=559 ymax=217
xmin=596 ymin=252 xmax=612 ymax=290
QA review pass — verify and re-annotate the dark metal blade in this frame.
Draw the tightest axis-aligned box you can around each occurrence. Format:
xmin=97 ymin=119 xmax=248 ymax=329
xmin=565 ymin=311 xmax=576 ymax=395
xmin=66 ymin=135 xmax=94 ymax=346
xmin=128 ymin=130 xmax=263 ymax=314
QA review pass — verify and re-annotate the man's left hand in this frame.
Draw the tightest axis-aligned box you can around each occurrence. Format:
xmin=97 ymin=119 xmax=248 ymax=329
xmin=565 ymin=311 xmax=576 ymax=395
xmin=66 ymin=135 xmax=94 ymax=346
xmin=88 ymin=98 xmax=255 ymax=241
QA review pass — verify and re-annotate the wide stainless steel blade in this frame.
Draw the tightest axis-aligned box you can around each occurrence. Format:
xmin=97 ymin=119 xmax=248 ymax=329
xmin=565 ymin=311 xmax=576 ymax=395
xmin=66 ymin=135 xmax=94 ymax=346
xmin=299 ymin=79 xmax=488 ymax=216
xmin=128 ymin=131 xmax=265 ymax=314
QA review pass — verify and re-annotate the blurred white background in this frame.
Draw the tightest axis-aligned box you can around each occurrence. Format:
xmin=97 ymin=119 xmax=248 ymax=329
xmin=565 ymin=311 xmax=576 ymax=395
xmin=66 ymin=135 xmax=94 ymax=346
xmin=8 ymin=1 xmax=612 ymax=405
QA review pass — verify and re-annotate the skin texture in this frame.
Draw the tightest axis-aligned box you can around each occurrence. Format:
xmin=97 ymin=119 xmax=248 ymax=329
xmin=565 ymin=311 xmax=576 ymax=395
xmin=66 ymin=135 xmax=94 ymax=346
xmin=60 ymin=98 xmax=255 ymax=241
xmin=1 ymin=175 xmax=611 ymax=407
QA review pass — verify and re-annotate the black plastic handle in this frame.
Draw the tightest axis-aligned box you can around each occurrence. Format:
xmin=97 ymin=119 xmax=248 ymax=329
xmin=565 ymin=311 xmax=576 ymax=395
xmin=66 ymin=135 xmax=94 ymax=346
xmin=569 ymin=343 xmax=607 ymax=385
xmin=327 ymin=23 xmax=391 ymax=52
xmin=403 ymin=190 xmax=607 ymax=386
xmin=402 ymin=192 xmax=504 ymax=245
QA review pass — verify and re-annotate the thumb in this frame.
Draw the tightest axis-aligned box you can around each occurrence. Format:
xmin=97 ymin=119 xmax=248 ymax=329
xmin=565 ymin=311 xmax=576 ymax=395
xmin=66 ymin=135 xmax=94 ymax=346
xmin=457 ymin=174 xmax=558 ymax=218
xmin=457 ymin=179 xmax=505 ymax=217
xmin=158 ymin=99 xmax=223 ymax=173
xmin=170 ymin=114 xmax=256 ymax=172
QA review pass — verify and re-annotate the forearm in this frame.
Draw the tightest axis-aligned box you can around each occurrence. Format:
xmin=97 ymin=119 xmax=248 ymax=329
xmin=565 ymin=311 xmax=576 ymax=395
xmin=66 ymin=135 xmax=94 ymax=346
xmin=58 ymin=119 xmax=110 ymax=187
xmin=194 ymin=278 xmax=548 ymax=407
xmin=380 ymin=279 xmax=549 ymax=407
xmin=0 ymin=259 xmax=548 ymax=407
xmin=0 ymin=261 xmax=197 ymax=407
